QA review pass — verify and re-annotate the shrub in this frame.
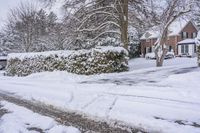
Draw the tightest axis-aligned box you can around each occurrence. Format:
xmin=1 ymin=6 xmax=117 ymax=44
xmin=6 ymin=46 xmax=129 ymax=76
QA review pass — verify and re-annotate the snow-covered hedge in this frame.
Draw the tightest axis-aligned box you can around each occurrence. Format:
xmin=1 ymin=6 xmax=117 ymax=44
xmin=6 ymin=46 xmax=129 ymax=76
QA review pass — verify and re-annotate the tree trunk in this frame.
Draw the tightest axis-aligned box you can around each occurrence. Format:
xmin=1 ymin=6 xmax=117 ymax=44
xmin=120 ymin=0 xmax=129 ymax=51
xmin=197 ymin=46 xmax=200 ymax=67
xmin=155 ymin=26 xmax=169 ymax=67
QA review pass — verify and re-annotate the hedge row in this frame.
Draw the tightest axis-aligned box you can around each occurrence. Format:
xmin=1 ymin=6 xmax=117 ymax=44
xmin=6 ymin=46 xmax=129 ymax=76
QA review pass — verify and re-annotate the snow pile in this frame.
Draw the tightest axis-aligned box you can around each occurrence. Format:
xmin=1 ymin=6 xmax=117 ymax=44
xmin=145 ymin=52 xmax=174 ymax=60
xmin=0 ymin=56 xmax=7 ymax=60
xmin=6 ymin=46 xmax=128 ymax=76
xmin=145 ymin=53 xmax=156 ymax=59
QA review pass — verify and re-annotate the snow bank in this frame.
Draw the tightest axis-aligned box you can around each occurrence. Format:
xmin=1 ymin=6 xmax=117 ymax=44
xmin=0 ymin=56 xmax=7 ymax=60
xmin=145 ymin=52 xmax=174 ymax=60
xmin=6 ymin=46 xmax=129 ymax=76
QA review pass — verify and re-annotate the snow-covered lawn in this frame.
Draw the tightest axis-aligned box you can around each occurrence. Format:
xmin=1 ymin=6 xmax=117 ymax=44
xmin=0 ymin=57 xmax=200 ymax=133
xmin=0 ymin=101 xmax=80 ymax=133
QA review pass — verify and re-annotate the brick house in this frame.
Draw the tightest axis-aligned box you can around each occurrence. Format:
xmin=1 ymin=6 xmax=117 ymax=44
xmin=140 ymin=20 xmax=199 ymax=57
xmin=0 ymin=56 xmax=7 ymax=70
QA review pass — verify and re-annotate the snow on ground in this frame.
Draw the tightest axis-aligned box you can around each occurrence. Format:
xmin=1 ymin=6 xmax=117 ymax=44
xmin=0 ymin=57 xmax=200 ymax=133
xmin=0 ymin=101 xmax=80 ymax=133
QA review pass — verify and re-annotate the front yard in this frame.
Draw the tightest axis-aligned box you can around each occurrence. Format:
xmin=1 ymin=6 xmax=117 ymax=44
xmin=0 ymin=57 xmax=199 ymax=133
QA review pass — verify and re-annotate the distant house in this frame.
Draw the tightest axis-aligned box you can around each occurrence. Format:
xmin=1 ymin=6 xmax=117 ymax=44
xmin=140 ymin=20 xmax=199 ymax=57
xmin=0 ymin=52 xmax=7 ymax=70
xmin=0 ymin=56 xmax=7 ymax=70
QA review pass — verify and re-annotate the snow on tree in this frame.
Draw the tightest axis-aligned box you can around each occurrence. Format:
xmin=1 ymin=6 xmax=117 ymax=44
xmin=128 ymin=26 xmax=140 ymax=58
xmin=151 ymin=0 xmax=198 ymax=67
xmin=6 ymin=46 xmax=129 ymax=76
xmin=40 ymin=0 xmax=150 ymax=52
xmin=62 ymin=0 xmax=129 ymax=50
xmin=195 ymin=31 xmax=200 ymax=67
xmin=3 ymin=2 xmax=64 ymax=53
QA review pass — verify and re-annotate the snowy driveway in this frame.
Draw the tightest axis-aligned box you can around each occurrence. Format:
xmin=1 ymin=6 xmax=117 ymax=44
xmin=0 ymin=58 xmax=200 ymax=133
xmin=80 ymin=65 xmax=199 ymax=86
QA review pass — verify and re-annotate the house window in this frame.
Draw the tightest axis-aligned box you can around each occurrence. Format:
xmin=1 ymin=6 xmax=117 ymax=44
xmin=185 ymin=45 xmax=189 ymax=53
xmin=181 ymin=45 xmax=189 ymax=54
xmin=181 ymin=45 xmax=184 ymax=53
xmin=182 ymin=32 xmax=188 ymax=39
xmin=194 ymin=44 xmax=197 ymax=53
xmin=146 ymin=47 xmax=151 ymax=53
xmin=146 ymin=39 xmax=150 ymax=42
xmin=149 ymin=47 xmax=152 ymax=53
xmin=192 ymin=32 xmax=197 ymax=38
xmin=169 ymin=46 xmax=172 ymax=52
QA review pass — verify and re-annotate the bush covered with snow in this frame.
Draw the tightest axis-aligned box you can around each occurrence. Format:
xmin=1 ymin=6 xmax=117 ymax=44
xmin=6 ymin=46 xmax=129 ymax=76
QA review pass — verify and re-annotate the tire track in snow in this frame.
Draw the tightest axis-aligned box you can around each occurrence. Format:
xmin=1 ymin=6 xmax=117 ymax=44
xmin=0 ymin=92 xmax=147 ymax=133
xmin=81 ymin=95 xmax=103 ymax=110
xmin=104 ymin=92 xmax=200 ymax=105
xmin=105 ymin=96 xmax=118 ymax=118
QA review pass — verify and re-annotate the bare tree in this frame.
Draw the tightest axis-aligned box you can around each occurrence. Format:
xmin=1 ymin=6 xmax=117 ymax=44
xmin=4 ymin=2 xmax=62 ymax=52
xmin=6 ymin=2 xmax=39 ymax=52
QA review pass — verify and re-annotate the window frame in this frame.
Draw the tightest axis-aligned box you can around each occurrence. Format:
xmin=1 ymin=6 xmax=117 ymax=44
xmin=182 ymin=32 xmax=188 ymax=39
xmin=194 ymin=44 xmax=197 ymax=53
xmin=146 ymin=39 xmax=150 ymax=43
xmin=181 ymin=44 xmax=189 ymax=54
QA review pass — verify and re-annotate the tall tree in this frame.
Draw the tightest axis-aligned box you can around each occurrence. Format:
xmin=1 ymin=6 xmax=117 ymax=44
xmin=4 ymin=2 xmax=63 ymax=52
xmin=195 ymin=31 xmax=200 ymax=67
xmin=40 ymin=0 xmax=146 ymax=51
xmin=152 ymin=0 xmax=197 ymax=67
xmin=6 ymin=2 xmax=39 ymax=52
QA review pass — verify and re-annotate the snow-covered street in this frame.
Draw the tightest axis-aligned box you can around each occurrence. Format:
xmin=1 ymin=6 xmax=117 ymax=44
xmin=0 ymin=101 xmax=80 ymax=133
xmin=0 ymin=57 xmax=200 ymax=133
xmin=1 ymin=0 xmax=200 ymax=132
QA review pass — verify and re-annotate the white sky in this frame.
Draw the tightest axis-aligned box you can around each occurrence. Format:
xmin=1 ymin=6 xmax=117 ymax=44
xmin=0 ymin=0 xmax=63 ymax=30
xmin=0 ymin=0 xmax=39 ymax=30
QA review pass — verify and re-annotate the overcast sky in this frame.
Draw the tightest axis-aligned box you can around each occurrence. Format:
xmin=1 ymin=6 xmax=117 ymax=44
xmin=0 ymin=0 xmax=63 ymax=30
xmin=0 ymin=0 xmax=36 ymax=30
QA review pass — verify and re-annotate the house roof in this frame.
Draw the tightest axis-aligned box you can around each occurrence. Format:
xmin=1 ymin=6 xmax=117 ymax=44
xmin=177 ymin=39 xmax=196 ymax=45
xmin=0 ymin=56 xmax=7 ymax=60
xmin=140 ymin=19 xmax=198 ymax=40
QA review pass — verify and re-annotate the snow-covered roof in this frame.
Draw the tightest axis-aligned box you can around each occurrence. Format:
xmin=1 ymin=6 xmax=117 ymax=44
xmin=140 ymin=19 xmax=197 ymax=40
xmin=177 ymin=39 xmax=196 ymax=45
xmin=0 ymin=56 xmax=7 ymax=60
